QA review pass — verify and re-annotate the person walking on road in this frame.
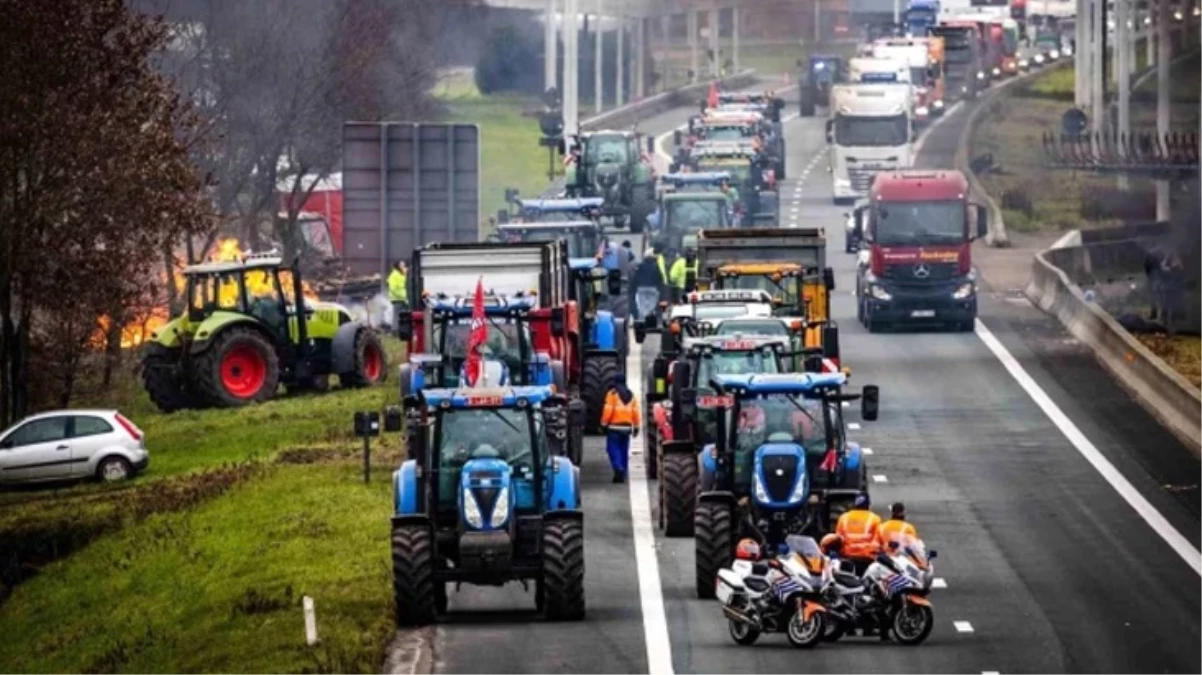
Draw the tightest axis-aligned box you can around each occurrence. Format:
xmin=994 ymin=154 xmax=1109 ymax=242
xmin=601 ymin=373 xmax=641 ymax=483
xmin=387 ymin=259 xmax=409 ymax=333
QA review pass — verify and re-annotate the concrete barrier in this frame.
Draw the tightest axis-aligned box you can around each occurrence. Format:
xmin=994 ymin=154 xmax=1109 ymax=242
xmin=1026 ymin=238 xmax=1202 ymax=456
xmin=580 ymin=70 xmax=761 ymax=132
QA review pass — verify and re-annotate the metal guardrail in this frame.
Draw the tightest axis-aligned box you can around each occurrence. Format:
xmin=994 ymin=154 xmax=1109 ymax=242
xmin=1026 ymin=228 xmax=1201 ymax=457
xmin=1041 ymin=131 xmax=1200 ymax=177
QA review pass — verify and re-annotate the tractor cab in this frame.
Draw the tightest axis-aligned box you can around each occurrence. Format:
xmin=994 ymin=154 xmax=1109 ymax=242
xmin=688 ymin=143 xmax=779 ymax=226
xmin=565 ymin=130 xmax=656 ymax=232
xmin=712 ymin=92 xmax=785 ymax=122
xmin=495 ymin=219 xmax=609 ymax=266
xmin=690 ymin=372 xmax=879 ymax=594
xmin=389 ymin=385 xmax=584 ymax=623
xmin=798 ymin=54 xmax=846 ymax=117
xmin=399 ymin=291 xmax=562 ymax=397
xmin=656 ymin=192 xmax=733 ymax=256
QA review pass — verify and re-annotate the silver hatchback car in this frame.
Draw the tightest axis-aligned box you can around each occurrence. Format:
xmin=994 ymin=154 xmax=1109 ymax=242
xmin=0 ymin=410 xmax=149 ymax=484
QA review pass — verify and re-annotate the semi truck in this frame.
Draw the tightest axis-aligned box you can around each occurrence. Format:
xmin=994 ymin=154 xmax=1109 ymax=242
xmin=853 ymin=170 xmax=989 ymax=332
xmin=871 ymin=37 xmax=945 ymax=123
xmin=827 ymin=84 xmax=914 ymax=204
xmin=929 ymin=21 xmax=984 ymax=101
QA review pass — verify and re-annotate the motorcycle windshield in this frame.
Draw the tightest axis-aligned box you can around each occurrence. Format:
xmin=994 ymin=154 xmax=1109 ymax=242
xmin=785 ymin=535 xmax=824 ymax=572
xmin=895 ymin=534 xmax=928 ymax=567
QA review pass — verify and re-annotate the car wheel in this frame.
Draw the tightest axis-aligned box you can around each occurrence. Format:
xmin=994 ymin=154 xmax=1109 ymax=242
xmin=97 ymin=456 xmax=133 ymax=482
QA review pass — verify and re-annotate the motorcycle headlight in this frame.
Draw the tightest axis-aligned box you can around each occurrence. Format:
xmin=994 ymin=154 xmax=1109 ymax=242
xmin=870 ymin=284 xmax=892 ymax=301
xmin=753 ymin=471 xmax=770 ymax=503
xmin=789 ymin=470 xmax=809 ymax=503
xmin=463 ymin=489 xmax=484 ymax=528
xmin=490 ymin=486 xmax=510 ymax=528
xmin=952 ymin=282 xmax=975 ymax=300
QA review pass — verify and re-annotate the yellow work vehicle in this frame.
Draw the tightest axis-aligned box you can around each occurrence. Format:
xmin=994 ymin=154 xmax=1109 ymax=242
xmin=694 ymin=227 xmax=842 ymax=369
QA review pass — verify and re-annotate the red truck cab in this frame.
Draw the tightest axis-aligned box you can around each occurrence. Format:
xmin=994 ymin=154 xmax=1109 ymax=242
xmin=853 ymin=170 xmax=987 ymax=332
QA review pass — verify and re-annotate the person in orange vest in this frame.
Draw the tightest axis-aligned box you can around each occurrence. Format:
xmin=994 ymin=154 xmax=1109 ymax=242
xmin=878 ymin=502 xmax=919 ymax=551
xmin=834 ymin=493 xmax=882 ymax=573
xmin=601 ymin=373 xmax=641 ymax=483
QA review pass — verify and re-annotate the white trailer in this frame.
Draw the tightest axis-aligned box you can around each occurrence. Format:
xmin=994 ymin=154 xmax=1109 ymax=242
xmin=827 ymin=84 xmax=914 ymax=204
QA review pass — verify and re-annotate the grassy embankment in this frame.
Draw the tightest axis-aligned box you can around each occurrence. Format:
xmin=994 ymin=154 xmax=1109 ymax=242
xmin=972 ymin=54 xmax=1200 ymax=233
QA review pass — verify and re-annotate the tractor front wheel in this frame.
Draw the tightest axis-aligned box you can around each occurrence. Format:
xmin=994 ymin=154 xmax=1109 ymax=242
xmin=142 ymin=351 xmax=194 ymax=412
xmin=694 ymin=500 xmax=733 ymax=599
xmin=339 ymin=329 xmax=387 ymax=388
xmin=391 ymin=523 xmax=437 ymax=626
xmin=581 ymin=357 xmax=619 ymax=435
xmin=661 ymin=453 xmax=697 ymax=537
xmin=194 ymin=327 xmax=280 ymax=407
xmin=541 ymin=518 xmax=585 ymax=620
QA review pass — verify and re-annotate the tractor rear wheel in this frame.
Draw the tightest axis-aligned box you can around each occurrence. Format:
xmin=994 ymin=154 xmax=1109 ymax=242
xmin=644 ymin=424 xmax=659 ymax=481
xmin=541 ymin=518 xmax=585 ymax=620
xmin=694 ymin=500 xmax=733 ymax=599
xmin=391 ymin=523 xmax=437 ymax=626
xmin=581 ymin=357 xmax=619 ymax=434
xmin=194 ymin=327 xmax=280 ymax=407
xmin=661 ymin=452 xmax=697 ymax=537
xmin=142 ymin=351 xmax=194 ymax=412
xmin=339 ymin=328 xmax=387 ymax=388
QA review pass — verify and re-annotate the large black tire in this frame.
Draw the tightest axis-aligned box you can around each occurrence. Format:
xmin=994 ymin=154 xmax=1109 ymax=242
xmin=193 ymin=327 xmax=280 ymax=407
xmin=581 ymin=356 xmax=620 ymax=434
xmin=542 ymin=518 xmax=585 ymax=620
xmin=568 ymin=400 xmax=585 ymax=466
xmin=891 ymin=602 xmax=934 ymax=645
xmin=661 ymin=453 xmax=697 ymax=537
xmin=339 ymin=328 xmax=387 ymax=388
xmin=142 ymin=351 xmax=193 ymax=413
xmin=694 ymin=500 xmax=733 ymax=599
xmin=645 ymin=426 xmax=659 ymax=481
xmin=391 ymin=523 xmax=436 ymax=626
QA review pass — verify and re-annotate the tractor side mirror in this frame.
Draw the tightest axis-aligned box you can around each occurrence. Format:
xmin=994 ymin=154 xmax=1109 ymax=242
xmin=550 ymin=306 xmax=565 ymax=337
xmin=824 ymin=267 xmax=836 ymax=292
xmin=670 ymin=360 xmax=692 ymax=404
xmin=825 ymin=119 xmax=834 ymax=143
xmin=646 ymin=135 xmax=655 ymax=155
xmin=860 ymin=384 xmax=879 ymax=421
xmin=496 ymin=209 xmax=509 ymax=224
xmin=384 ymin=406 xmax=403 ymax=433
xmin=974 ymin=204 xmax=989 ymax=240
xmin=607 ymin=269 xmax=622 ymax=296
xmin=673 ymin=129 xmax=683 ymax=147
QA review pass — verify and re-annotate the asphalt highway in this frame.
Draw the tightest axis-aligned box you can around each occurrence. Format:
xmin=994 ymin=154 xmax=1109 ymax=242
xmin=394 ymin=77 xmax=1201 ymax=675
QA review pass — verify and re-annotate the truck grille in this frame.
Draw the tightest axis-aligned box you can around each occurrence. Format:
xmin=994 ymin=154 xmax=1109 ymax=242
xmin=761 ymin=455 xmax=800 ymax=503
xmin=848 ymin=167 xmax=893 ymax=193
xmin=883 ymin=262 xmax=960 ymax=282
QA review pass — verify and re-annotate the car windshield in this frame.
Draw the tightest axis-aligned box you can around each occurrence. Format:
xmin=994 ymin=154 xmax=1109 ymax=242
xmin=733 ymin=395 xmax=827 ymax=453
xmin=695 ymin=303 xmax=761 ymax=320
xmin=714 ymin=320 xmax=789 ymax=337
xmin=667 ymin=199 xmax=726 ymax=232
xmin=588 ymin=136 xmax=627 ymax=164
xmin=696 ymin=350 xmax=780 ymax=391
xmin=875 ymin=200 xmax=965 ymax=245
xmin=435 ymin=318 xmax=528 ymax=366
xmin=835 ymin=113 xmax=908 ymax=147
xmin=504 ymin=228 xmax=590 ymax=258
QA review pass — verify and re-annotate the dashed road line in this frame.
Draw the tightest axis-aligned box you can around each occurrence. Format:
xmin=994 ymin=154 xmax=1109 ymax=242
xmin=872 ymin=474 xmax=888 ymax=483
xmin=861 ymin=447 xmax=873 ymax=455
xmin=848 ymin=422 xmax=861 ymax=430
xmin=932 ymin=577 xmax=947 ymax=589
xmin=954 ymin=621 xmax=975 ymax=634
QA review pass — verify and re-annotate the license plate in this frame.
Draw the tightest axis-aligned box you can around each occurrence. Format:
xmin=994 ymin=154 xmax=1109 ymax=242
xmin=910 ymin=310 xmax=936 ymax=318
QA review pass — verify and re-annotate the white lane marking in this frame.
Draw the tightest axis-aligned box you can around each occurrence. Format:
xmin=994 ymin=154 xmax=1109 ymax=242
xmin=954 ymin=621 xmax=975 ymax=633
xmin=841 ymin=400 xmax=850 ymax=407
xmin=872 ymin=474 xmax=888 ymax=483
xmin=983 ymin=671 xmax=1000 ymax=674
xmin=861 ymin=447 xmax=873 ymax=455
xmin=974 ymin=319 xmax=1202 ymax=576
xmin=848 ymin=422 xmax=861 ymax=430
xmin=626 ymin=336 xmax=674 ymax=675
xmin=932 ymin=577 xmax=947 ymax=589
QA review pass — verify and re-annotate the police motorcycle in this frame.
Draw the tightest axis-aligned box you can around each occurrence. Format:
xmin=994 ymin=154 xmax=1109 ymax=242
xmin=714 ymin=534 xmax=831 ymax=648
xmin=820 ymin=533 xmax=937 ymax=645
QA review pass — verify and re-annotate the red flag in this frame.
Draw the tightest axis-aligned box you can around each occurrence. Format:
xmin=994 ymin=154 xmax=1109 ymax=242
xmin=819 ymin=448 xmax=839 ymax=474
xmin=465 ymin=277 xmax=487 ymax=386
xmin=706 ymin=81 xmax=719 ymax=109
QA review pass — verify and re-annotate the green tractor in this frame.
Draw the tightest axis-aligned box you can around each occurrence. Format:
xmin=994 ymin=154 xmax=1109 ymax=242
xmin=141 ymin=253 xmax=387 ymax=412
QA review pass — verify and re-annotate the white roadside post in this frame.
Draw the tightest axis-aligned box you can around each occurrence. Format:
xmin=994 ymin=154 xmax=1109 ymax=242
xmin=732 ymin=7 xmax=740 ymax=73
xmin=563 ymin=0 xmax=579 ymax=153
xmin=1155 ymin=0 xmax=1171 ymax=220
xmin=616 ymin=4 xmax=625 ymax=106
xmin=688 ymin=10 xmax=699 ymax=83
xmin=709 ymin=8 xmax=720 ymax=77
xmin=1116 ymin=0 xmax=1131 ymax=190
xmin=545 ymin=0 xmax=558 ymax=93
xmin=303 ymin=596 xmax=318 ymax=645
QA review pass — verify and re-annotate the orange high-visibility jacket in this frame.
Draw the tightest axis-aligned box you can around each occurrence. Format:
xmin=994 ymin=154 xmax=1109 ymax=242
xmin=835 ymin=508 xmax=882 ymax=559
xmin=877 ymin=519 xmax=918 ymax=549
xmin=601 ymin=390 xmax=641 ymax=429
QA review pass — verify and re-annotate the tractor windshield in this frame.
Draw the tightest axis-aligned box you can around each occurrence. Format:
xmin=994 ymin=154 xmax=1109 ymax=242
xmin=694 ymin=303 xmax=762 ymax=321
xmin=697 ymin=161 xmax=751 ymax=183
xmin=702 ymin=125 xmax=755 ymax=141
xmin=435 ymin=407 xmax=543 ymax=507
xmin=588 ymin=136 xmax=628 ymax=164
xmin=714 ymin=319 xmax=790 ymax=337
xmin=666 ymin=199 xmax=727 ymax=233
xmin=695 ymin=350 xmax=780 ymax=392
xmin=434 ymin=317 xmax=530 ymax=379
xmin=504 ymin=228 xmax=592 ymax=258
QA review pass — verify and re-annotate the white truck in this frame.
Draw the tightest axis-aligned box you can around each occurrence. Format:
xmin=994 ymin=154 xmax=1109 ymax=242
xmin=826 ymin=83 xmax=914 ymax=205
xmin=847 ymin=55 xmax=920 ymax=124
xmin=871 ymin=38 xmax=942 ymax=123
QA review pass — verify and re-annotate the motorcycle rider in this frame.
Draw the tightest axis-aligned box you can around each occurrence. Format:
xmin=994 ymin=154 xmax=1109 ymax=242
xmin=878 ymin=502 xmax=918 ymax=550
xmin=834 ymin=493 xmax=882 ymax=574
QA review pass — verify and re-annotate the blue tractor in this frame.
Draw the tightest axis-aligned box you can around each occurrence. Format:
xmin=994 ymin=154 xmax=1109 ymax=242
xmin=906 ymin=0 xmax=940 ymax=36
xmin=691 ymin=372 xmax=880 ymax=598
xmin=798 ymin=54 xmax=846 ymax=117
xmin=390 ymin=385 xmax=584 ymax=625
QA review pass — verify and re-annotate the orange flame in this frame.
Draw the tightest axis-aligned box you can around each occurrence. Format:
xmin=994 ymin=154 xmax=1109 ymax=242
xmin=102 ymin=237 xmax=319 ymax=349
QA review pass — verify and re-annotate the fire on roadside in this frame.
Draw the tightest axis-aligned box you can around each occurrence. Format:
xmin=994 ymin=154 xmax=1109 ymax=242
xmin=102 ymin=237 xmax=318 ymax=349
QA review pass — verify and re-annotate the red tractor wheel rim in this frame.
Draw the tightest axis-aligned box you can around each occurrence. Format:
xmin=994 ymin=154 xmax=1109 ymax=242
xmin=221 ymin=345 xmax=267 ymax=398
xmin=363 ymin=345 xmax=382 ymax=382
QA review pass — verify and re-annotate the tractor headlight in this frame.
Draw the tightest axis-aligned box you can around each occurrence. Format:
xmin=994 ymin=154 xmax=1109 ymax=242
xmin=977 ymin=71 xmax=986 ymax=80
xmin=1062 ymin=46 xmax=1073 ymax=57
xmin=915 ymin=106 xmax=930 ymax=118
xmin=490 ymin=486 xmax=510 ymax=528
xmin=1034 ymin=54 xmax=1045 ymax=64
xmin=789 ymin=470 xmax=809 ymax=504
xmin=991 ymin=67 xmax=1001 ymax=77
xmin=932 ymin=99 xmax=944 ymax=109
xmin=1050 ymin=49 xmax=1060 ymax=59
xmin=753 ymin=471 xmax=770 ymax=503
xmin=463 ymin=489 xmax=484 ymax=528
xmin=1019 ymin=58 xmax=1030 ymax=69
xmin=870 ymin=284 xmax=893 ymax=301
xmin=952 ymin=282 xmax=975 ymax=300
